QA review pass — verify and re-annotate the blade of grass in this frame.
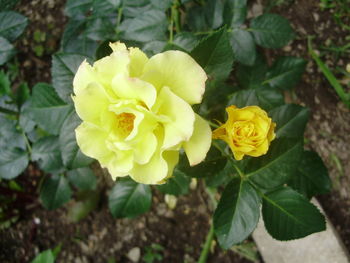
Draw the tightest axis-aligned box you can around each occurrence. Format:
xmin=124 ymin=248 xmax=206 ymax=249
xmin=307 ymin=36 xmax=350 ymax=108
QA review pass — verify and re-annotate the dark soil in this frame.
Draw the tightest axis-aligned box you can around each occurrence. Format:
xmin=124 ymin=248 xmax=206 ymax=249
xmin=1 ymin=0 xmax=350 ymax=262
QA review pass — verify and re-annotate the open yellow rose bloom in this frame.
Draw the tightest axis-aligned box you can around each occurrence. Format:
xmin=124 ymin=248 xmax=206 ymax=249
xmin=73 ymin=42 xmax=212 ymax=184
xmin=213 ymin=105 xmax=276 ymax=160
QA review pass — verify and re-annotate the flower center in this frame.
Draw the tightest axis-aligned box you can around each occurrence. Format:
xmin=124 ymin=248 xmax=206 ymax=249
xmin=116 ymin=112 xmax=136 ymax=137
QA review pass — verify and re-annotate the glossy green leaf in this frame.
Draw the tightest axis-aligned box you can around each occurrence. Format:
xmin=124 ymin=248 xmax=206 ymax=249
xmin=150 ymin=0 xmax=171 ymax=10
xmin=119 ymin=10 xmax=167 ymax=42
xmin=205 ymin=161 xmax=234 ymax=188
xmin=0 ymin=0 xmax=20 ymax=10
xmin=61 ymin=19 xmax=98 ymax=57
xmin=59 ymin=112 xmax=93 ymax=169
xmin=16 ymin=82 xmax=30 ymax=108
xmin=108 ymin=178 xmax=152 ymax=218
xmin=250 ymin=14 xmax=295 ymax=49
xmin=67 ymin=190 xmax=99 ymax=222
xmin=0 ymin=148 xmax=28 ymax=180
xmin=85 ymin=17 xmax=115 ymax=41
xmin=214 ymin=177 xmax=260 ymax=249
xmin=288 ymin=151 xmax=331 ymax=199
xmin=269 ymin=104 xmax=309 ymax=139
xmin=0 ymin=11 xmax=28 ymax=41
xmin=67 ymin=167 xmax=97 ymax=191
xmin=157 ymin=169 xmax=190 ymax=196
xmin=92 ymin=0 xmax=121 ymax=15
xmin=191 ymin=28 xmax=234 ymax=82
xmin=122 ymin=1 xmax=153 ymax=18
xmin=0 ymin=116 xmax=26 ymax=150
xmin=40 ymin=174 xmax=72 ymax=210
xmin=28 ymin=83 xmax=73 ymax=135
xmin=0 ymin=36 xmax=15 ymax=65
xmin=245 ymin=139 xmax=303 ymax=189
xmin=264 ymin=56 xmax=306 ymax=90
xmin=229 ymin=29 xmax=256 ymax=66
xmin=262 ymin=187 xmax=326 ymax=240
xmin=179 ymin=146 xmax=227 ymax=178
xmin=64 ymin=0 xmax=92 ymax=17
xmin=236 ymin=54 xmax=268 ymax=89
xmin=32 ymin=136 xmax=64 ymax=174
xmin=0 ymin=70 xmax=11 ymax=96
xmin=31 ymin=250 xmax=55 ymax=263
xmin=204 ymin=0 xmax=224 ymax=29
xmin=173 ymin=32 xmax=199 ymax=52
xmin=223 ymin=0 xmax=247 ymax=28
xmin=52 ymin=53 xmax=87 ymax=103
xmin=227 ymin=87 xmax=284 ymax=111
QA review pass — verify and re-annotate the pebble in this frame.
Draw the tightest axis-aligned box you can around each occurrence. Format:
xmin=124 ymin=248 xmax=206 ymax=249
xmin=127 ymin=247 xmax=141 ymax=262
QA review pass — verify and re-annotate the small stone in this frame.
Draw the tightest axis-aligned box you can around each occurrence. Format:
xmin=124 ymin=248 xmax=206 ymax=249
xmin=283 ymin=45 xmax=292 ymax=52
xmin=165 ymin=194 xmax=177 ymax=210
xmin=127 ymin=247 xmax=141 ymax=262
xmin=313 ymin=13 xmax=320 ymax=22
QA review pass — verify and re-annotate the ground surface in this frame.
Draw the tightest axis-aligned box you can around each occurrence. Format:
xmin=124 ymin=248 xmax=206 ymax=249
xmin=1 ymin=0 xmax=350 ymax=262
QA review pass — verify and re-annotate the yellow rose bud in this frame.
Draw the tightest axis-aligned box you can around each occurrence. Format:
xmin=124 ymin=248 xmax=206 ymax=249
xmin=73 ymin=42 xmax=212 ymax=184
xmin=212 ymin=105 xmax=276 ymax=160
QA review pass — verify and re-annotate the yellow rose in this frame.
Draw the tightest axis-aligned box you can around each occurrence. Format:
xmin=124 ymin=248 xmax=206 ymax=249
xmin=73 ymin=42 xmax=212 ymax=184
xmin=212 ymin=105 xmax=276 ymax=160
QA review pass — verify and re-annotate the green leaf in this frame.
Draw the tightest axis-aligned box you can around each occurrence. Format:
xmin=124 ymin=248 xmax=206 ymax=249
xmin=245 ymin=139 xmax=303 ymax=189
xmin=262 ymin=187 xmax=326 ymax=240
xmin=28 ymin=83 xmax=73 ymax=135
xmin=0 ymin=11 xmax=28 ymax=41
xmin=191 ymin=28 xmax=234 ymax=82
xmin=150 ymin=0 xmax=171 ymax=10
xmin=0 ymin=70 xmax=11 ymax=96
xmin=269 ymin=104 xmax=309 ymax=139
xmin=15 ymin=82 xmax=30 ymax=108
xmin=214 ymin=177 xmax=260 ymax=249
xmin=32 ymin=136 xmax=64 ymax=174
xmin=67 ymin=167 xmax=97 ymax=191
xmin=31 ymin=249 xmax=55 ymax=263
xmin=205 ymin=161 xmax=234 ymax=188
xmin=227 ymin=87 xmax=284 ymax=111
xmin=0 ymin=116 xmax=26 ymax=150
xmin=0 ymin=148 xmax=28 ymax=179
xmin=52 ymin=53 xmax=87 ymax=103
xmin=40 ymin=174 xmax=72 ymax=210
xmin=143 ymin=40 xmax=167 ymax=56
xmin=288 ymin=151 xmax=331 ymax=199
xmin=229 ymin=29 xmax=256 ymax=66
xmin=236 ymin=54 xmax=268 ymax=89
xmin=119 ymin=10 xmax=167 ymax=42
xmin=223 ymin=0 xmax=247 ymax=28
xmin=108 ymin=178 xmax=152 ymax=218
xmin=59 ymin=112 xmax=93 ymax=169
xmin=173 ymin=32 xmax=199 ymax=52
xmin=157 ymin=169 xmax=190 ymax=196
xmin=0 ymin=36 xmax=15 ymax=65
xmin=250 ymin=14 xmax=295 ymax=49
xmin=67 ymin=190 xmax=99 ymax=222
xmin=85 ymin=16 xmax=116 ymax=41
xmin=61 ymin=19 xmax=98 ymax=57
xmin=0 ymin=0 xmax=20 ymax=10
xmin=64 ymin=0 xmax=93 ymax=17
xmin=95 ymin=39 xmax=113 ymax=60
xmin=264 ymin=56 xmax=306 ymax=90
xmin=92 ymin=0 xmax=120 ymax=15
xmin=178 ymin=146 xmax=227 ymax=178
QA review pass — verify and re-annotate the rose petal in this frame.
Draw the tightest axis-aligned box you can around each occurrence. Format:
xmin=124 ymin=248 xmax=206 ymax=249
xmin=112 ymin=74 xmax=156 ymax=109
xmin=73 ymin=82 xmax=110 ymax=125
xmin=141 ymin=50 xmax=207 ymax=104
xmin=154 ymin=86 xmax=195 ymax=150
xmin=183 ymin=114 xmax=212 ymax=166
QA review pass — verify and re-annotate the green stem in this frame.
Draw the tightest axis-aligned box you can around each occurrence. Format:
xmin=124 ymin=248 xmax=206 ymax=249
xmin=198 ymin=223 xmax=215 ymax=263
xmin=0 ymin=106 xmax=18 ymax=116
xmin=115 ymin=7 xmax=123 ymax=36
xmin=173 ymin=0 xmax=181 ymax=33
xmin=21 ymin=129 xmax=32 ymax=157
